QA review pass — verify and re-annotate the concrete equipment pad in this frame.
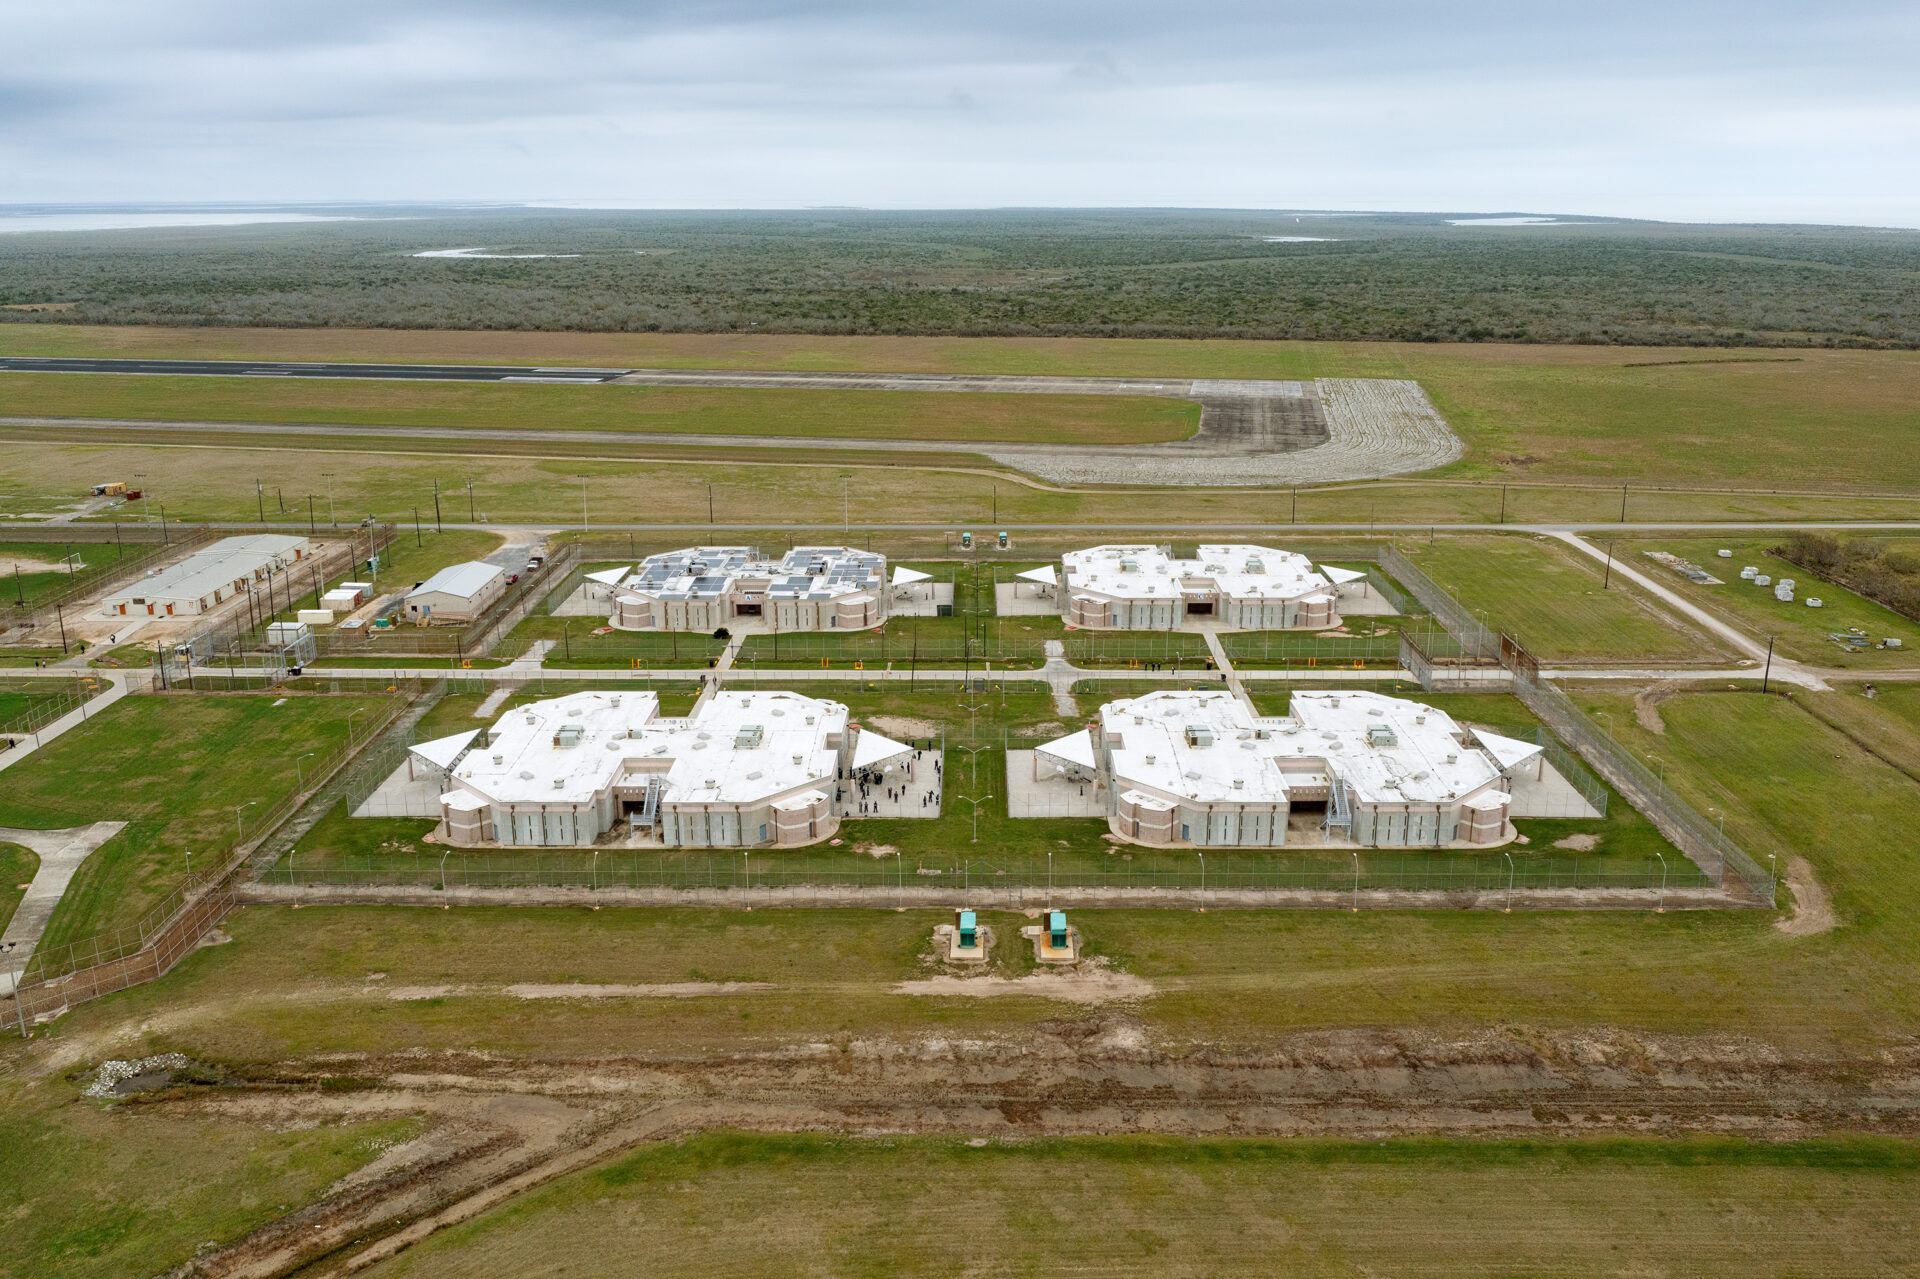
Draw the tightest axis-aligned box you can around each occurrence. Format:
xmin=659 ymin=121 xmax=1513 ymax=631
xmin=1506 ymin=757 xmax=1604 ymax=820
xmin=352 ymin=760 xmax=446 ymax=819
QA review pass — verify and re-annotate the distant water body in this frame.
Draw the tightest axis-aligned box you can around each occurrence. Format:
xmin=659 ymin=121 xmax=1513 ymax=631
xmin=0 ymin=211 xmax=382 ymax=234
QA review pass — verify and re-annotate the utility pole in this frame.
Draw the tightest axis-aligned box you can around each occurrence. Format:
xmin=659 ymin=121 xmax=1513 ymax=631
xmin=307 ymin=495 xmax=316 ymax=535
xmin=842 ymin=474 xmax=851 ymax=534
xmin=432 ymin=479 xmax=443 ymax=532
xmin=413 ymin=508 xmax=423 ymax=547
xmin=1619 ymin=483 xmax=1628 ymax=522
xmin=1602 ymin=541 xmax=1614 ymax=589
xmin=466 ymin=478 xmax=476 ymax=522
xmin=1762 ymin=634 xmax=1776 ymax=693
xmin=323 ymin=473 xmax=336 ymax=526
xmin=576 ymin=474 xmax=588 ymax=532
xmin=158 ymin=504 xmax=169 ymax=544
xmin=1291 ymin=486 xmax=1297 ymax=523
xmin=256 ymin=481 xmax=265 ymax=523
xmin=1499 ymin=484 xmax=1507 ymax=524
xmin=707 ymin=483 xmax=714 ymax=528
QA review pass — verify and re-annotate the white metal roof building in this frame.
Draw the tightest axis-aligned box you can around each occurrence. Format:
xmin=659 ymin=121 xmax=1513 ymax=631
xmin=1038 ymin=689 xmax=1540 ymax=848
xmin=102 ymin=533 xmax=314 ymax=617
xmin=404 ymin=560 xmax=506 ymax=624
xmin=1059 ymin=544 xmax=1345 ymax=631
xmin=608 ymin=545 xmax=888 ymax=633
xmin=429 ymin=688 xmax=911 ymax=848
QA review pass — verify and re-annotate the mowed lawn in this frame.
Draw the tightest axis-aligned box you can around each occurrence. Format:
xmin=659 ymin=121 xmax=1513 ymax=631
xmin=0 ymin=373 xmax=1199 ymax=446
xmin=8 ymin=326 xmax=1920 ymax=489
xmin=1630 ymin=536 xmax=1920 ymax=668
xmin=0 ymin=692 xmax=397 ymax=951
xmin=356 ymin=1132 xmax=1920 ymax=1279
xmin=1398 ymin=534 xmax=1723 ymax=662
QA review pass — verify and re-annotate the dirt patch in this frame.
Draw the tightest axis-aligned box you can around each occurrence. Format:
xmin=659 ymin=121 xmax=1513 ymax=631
xmin=1012 ymin=721 xmax=1067 ymax=740
xmin=854 ymin=842 xmax=899 ymax=860
xmin=865 ymin=715 xmax=942 ymax=739
xmin=0 ymin=551 xmax=88 ymax=574
xmin=1553 ymin=834 xmax=1601 ymax=852
xmin=504 ymin=982 xmax=777 ymax=999
xmin=893 ymin=969 xmax=1155 ymax=1005
xmin=1775 ymin=856 xmax=1838 ymax=937
xmin=387 ymin=985 xmax=457 ymax=1001
xmin=1634 ymin=680 xmax=1685 ymax=735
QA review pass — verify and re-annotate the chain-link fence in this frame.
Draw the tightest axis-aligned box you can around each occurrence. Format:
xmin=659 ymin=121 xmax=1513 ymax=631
xmin=267 ymin=848 xmax=1708 ymax=893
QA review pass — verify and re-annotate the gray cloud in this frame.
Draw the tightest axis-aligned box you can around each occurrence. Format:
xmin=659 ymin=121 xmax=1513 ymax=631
xmin=0 ymin=1 xmax=1916 ymax=222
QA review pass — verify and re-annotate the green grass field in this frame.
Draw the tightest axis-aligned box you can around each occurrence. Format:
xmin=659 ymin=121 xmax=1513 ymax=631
xmin=1629 ymin=536 xmax=1920 ymax=668
xmin=0 ymin=840 xmax=38 ymax=934
xmin=0 ymin=691 xmax=397 ymax=951
xmin=1397 ymin=535 xmax=1725 ymax=662
xmin=0 ymin=372 xmax=1198 ymax=446
xmin=7 ymin=327 xmax=1920 ymax=490
xmin=355 ymin=1131 xmax=1920 ymax=1279
xmin=0 ymin=1078 xmax=418 ymax=1279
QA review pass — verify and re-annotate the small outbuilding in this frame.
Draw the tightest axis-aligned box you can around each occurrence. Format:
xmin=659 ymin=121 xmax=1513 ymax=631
xmin=404 ymin=561 xmax=506 ymax=625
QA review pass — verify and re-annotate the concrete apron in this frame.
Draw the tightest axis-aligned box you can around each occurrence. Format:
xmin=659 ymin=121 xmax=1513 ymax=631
xmin=236 ymin=882 xmax=1758 ymax=912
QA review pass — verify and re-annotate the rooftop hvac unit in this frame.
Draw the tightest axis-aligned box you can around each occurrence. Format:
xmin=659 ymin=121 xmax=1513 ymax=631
xmin=1049 ymin=911 xmax=1067 ymax=948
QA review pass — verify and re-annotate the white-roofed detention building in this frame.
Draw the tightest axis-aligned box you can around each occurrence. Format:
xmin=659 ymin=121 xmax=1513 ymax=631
xmin=608 ymin=545 xmax=887 ymax=632
xmin=1037 ymin=689 xmax=1540 ymax=849
xmin=430 ymin=688 xmax=912 ymax=848
xmin=1058 ymin=544 xmax=1342 ymax=630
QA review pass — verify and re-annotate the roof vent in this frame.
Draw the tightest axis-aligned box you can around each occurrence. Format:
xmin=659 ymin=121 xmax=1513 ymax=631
xmin=1184 ymin=769 xmax=1202 ymax=780
xmin=492 ymin=753 xmax=503 ymax=765
xmin=692 ymin=740 xmax=708 ymax=751
xmin=518 ymin=769 xmax=534 ymax=780
xmin=552 ymin=778 xmax=565 ymax=790
xmin=1446 ymin=752 xmax=1459 ymax=763
xmin=568 ymin=707 xmax=583 ymax=718
xmin=746 ymin=769 xmax=764 ymax=781
xmin=1232 ymin=778 xmax=1245 ymax=790
xmin=792 ymin=753 xmax=804 ymax=765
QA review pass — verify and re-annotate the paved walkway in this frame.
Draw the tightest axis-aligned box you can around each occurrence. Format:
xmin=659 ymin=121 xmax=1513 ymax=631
xmin=0 ymin=821 xmax=126 ymax=994
xmin=0 ymin=674 xmax=131 ymax=775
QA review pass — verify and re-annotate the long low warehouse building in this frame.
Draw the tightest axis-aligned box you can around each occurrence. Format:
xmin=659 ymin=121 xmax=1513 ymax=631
xmin=418 ymin=688 xmax=913 ymax=848
xmin=1057 ymin=543 xmax=1363 ymax=631
xmin=1036 ymin=689 xmax=1542 ymax=849
xmin=606 ymin=545 xmax=888 ymax=632
xmin=102 ymin=533 xmax=314 ymax=617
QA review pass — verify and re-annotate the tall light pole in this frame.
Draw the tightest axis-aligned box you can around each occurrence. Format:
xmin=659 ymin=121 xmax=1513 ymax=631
xmin=322 ymin=473 xmax=336 ymax=526
xmin=956 ymin=793 xmax=991 ymax=843
xmin=1197 ymin=851 xmax=1204 ymax=912
xmin=234 ymin=799 xmax=260 ymax=842
xmin=1502 ymin=851 xmax=1514 ymax=913
xmin=1653 ymin=850 xmax=1668 ymax=913
xmin=841 ymin=473 xmax=851 ymax=533
xmin=1646 ymin=754 xmax=1664 ymax=785
xmin=347 ymin=706 xmax=366 ymax=746
xmin=1351 ymin=851 xmax=1360 ymax=913
xmin=295 ymin=751 xmax=316 ymax=790
xmin=577 ymin=474 xmax=589 ymax=532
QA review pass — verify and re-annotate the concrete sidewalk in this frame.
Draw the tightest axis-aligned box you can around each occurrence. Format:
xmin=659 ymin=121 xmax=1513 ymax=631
xmin=0 ymin=821 xmax=127 ymax=994
xmin=0 ymin=674 xmax=131 ymax=776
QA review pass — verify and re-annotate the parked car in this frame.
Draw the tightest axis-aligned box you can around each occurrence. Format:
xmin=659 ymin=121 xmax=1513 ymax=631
xmin=506 ymin=573 xmax=521 ymax=585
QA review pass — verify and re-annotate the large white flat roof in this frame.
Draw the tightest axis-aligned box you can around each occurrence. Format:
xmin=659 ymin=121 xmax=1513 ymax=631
xmin=450 ymin=689 xmax=846 ymax=810
xmin=104 ymin=533 xmax=312 ymax=606
xmin=1065 ymin=688 xmax=1511 ymax=808
xmin=1061 ymin=543 xmax=1333 ymax=603
xmin=616 ymin=545 xmax=883 ymax=604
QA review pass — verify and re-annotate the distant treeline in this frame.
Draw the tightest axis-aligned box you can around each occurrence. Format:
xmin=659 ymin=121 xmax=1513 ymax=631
xmin=4 ymin=209 xmax=1920 ymax=347
xmin=1776 ymin=533 xmax=1920 ymax=621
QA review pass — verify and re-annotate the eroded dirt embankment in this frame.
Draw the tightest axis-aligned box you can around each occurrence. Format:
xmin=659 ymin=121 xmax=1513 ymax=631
xmin=141 ymin=1022 xmax=1920 ymax=1278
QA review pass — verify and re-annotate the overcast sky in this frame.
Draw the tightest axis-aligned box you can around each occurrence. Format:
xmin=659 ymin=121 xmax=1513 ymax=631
xmin=4 ymin=0 xmax=1918 ymax=225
